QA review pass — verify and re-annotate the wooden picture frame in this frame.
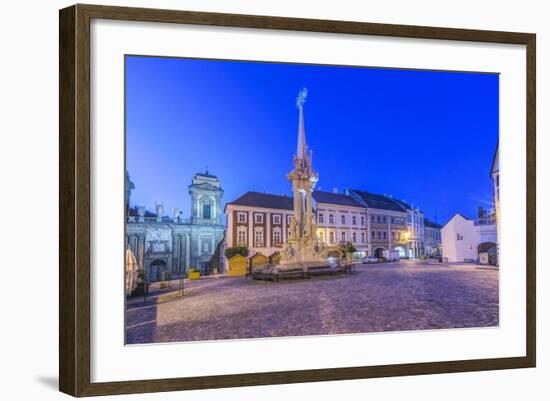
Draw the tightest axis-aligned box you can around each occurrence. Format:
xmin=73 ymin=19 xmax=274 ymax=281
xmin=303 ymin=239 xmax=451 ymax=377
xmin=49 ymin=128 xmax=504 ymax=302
xmin=59 ymin=3 xmax=536 ymax=397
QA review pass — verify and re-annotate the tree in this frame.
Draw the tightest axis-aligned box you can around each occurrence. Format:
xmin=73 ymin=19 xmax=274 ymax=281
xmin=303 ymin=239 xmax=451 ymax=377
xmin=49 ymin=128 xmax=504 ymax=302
xmin=224 ymin=246 xmax=249 ymax=259
xmin=339 ymin=242 xmax=357 ymax=258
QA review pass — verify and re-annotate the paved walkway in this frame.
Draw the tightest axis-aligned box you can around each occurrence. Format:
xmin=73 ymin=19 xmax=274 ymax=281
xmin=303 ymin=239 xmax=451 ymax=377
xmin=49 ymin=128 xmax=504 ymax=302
xmin=126 ymin=262 xmax=498 ymax=344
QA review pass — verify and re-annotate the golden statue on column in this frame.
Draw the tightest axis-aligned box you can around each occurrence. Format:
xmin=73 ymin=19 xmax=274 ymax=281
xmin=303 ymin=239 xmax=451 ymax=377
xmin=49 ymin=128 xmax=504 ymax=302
xmin=280 ymin=88 xmax=327 ymax=267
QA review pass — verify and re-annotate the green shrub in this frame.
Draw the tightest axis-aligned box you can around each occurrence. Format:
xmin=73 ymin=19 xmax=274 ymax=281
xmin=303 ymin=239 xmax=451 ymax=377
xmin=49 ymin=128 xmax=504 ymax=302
xmin=339 ymin=242 xmax=357 ymax=255
xmin=225 ymin=246 xmax=249 ymax=259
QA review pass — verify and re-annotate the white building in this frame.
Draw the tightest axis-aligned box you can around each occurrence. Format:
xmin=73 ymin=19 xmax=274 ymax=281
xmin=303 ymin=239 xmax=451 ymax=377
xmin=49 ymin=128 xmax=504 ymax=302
xmin=312 ymin=191 xmax=369 ymax=256
xmin=441 ymin=213 xmax=497 ymax=263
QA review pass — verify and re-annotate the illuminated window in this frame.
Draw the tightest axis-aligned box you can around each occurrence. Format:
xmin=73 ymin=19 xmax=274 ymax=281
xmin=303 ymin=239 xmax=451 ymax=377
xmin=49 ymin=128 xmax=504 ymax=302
xmin=273 ymin=228 xmax=281 ymax=244
xmin=237 ymin=228 xmax=247 ymax=246
xmin=255 ymin=229 xmax=264 ymax=246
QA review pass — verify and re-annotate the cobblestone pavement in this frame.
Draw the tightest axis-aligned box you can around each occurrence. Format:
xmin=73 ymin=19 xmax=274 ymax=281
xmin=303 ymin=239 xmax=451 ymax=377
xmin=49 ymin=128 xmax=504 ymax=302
xmin=126 ymin=262 xmax=499 ymax=344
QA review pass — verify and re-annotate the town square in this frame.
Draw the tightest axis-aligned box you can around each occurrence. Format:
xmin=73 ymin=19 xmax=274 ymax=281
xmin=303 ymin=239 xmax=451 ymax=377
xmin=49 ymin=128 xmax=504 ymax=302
xmin=125 ymin=56 xmax=499 ymax=344
xmin=126 ymin=261 xmax=498 ymax=344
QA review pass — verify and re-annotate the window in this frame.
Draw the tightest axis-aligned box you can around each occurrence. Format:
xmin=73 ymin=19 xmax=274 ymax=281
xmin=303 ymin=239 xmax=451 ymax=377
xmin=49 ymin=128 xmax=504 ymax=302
xmin=202 ymin=204 xmax=211 ymax=219
xmin=371 ymin=231 xmax=375 ymax=239
xmin=383 ymin=216 xmax=387 ymax=224
xmin=255 ymin=229 xmax=264 ymax=246
xmin=361 ymin=216 xmax=365 ymax=225
xmin=352 ymin=216 xmax=357 ymax=225
xmin=371 ymin=216 xmax=375 ymax=223
xmin=273 ymin=228 xmax=281 ymax=244
xmin=237 ymin=229 xmax=247 ymax=245
xmin=456 ymin=233 xmax=463 ymax=241
xmin=318 ymin=213 xmax=324 ymax=224
xmin=237 ymin=212 xmax=247 ymax=223
xmin=352 ymin=232 xmax=357 ymax=243
xmin=329 ymin=214 xmax=334 ymax=224
xmin=254 ymin=213 xmax=263 ymax=224
xmin=391 ymin=231 xmax=395 ymax=240
xmin=319 ymin=231 xmax=325 ymax=243
xmin=329 ymin=232 xmax=335 ymax=244
xmin=341 ymin=215 xmax=346 ymax=225
xmin=377 ymin=231 xmax=382 ymax=239
xmin=361 ymin=232 xmax=366 ymax=243
xmin=273 ymin=214 xmax=281 ymax=224
xmin=377 ymin=216 xmax=381 ymax=224
xmin=341 ymin=232 xmax=346 ymax=242
xmin=383 ymin=231 xmax=387 ymax=240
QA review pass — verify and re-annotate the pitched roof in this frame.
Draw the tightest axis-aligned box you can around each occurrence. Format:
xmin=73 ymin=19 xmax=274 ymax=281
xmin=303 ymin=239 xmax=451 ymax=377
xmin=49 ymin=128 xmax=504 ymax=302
xmin=226 ymin=191 xmax=293 ymax=210
xmin=312 ymin=191 xmax=364 ymax=207
xmin=424 ymin=218 xmax=442 ymax=229
xmin=189 ymin=182 xmax=222 ymax=192
xmin=389 ymin=198 xmax=412 ymax=210
xmin=442 ymin=212 xmax=473 ymax=228
xmin=350 ymin=189 xmax=407 ymax=212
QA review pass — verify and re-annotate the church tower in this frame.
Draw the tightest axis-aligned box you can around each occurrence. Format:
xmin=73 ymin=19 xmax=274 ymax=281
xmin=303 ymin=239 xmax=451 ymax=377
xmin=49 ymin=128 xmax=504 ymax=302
xmin=188 ymin=170 xmax=224 ymax=225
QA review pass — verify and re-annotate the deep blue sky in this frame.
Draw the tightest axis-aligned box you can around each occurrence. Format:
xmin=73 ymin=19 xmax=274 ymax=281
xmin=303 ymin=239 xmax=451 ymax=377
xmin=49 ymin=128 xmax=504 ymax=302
xmin=126 ymin=56 xmax=498 ymax=224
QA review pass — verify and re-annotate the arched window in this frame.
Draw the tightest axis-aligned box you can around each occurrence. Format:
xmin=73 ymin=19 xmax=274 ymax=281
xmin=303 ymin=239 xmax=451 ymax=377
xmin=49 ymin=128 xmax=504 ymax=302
xmin=200 ymin=197 xmax=214 ymax=220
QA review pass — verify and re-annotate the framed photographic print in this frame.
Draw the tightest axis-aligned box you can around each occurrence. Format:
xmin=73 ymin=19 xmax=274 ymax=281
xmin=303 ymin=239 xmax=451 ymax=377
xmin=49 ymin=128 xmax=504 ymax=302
xmin=59 ymin=4 xmax=536 ymax=397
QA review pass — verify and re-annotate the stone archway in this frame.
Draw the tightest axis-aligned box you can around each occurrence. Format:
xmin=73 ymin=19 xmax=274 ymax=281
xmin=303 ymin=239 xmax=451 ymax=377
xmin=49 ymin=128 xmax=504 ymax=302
xmin=478 ymin=242 xmax=497 ymax=265
xmin=373 ymin=247 xmax=386 ymax=258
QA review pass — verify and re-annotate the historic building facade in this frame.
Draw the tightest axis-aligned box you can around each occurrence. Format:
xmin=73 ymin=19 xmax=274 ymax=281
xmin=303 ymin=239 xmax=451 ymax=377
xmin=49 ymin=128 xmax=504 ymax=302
xmin=125 ymin=171 xmax=225 ymax=280
xmin=312 ymin=191 xmax=369 ymax=256
xmin=226 ymin=188 xmax=437 ymax=261
xmin=347 ymin=189 xmax=413 ymax=258
xmin=225 ymin=192 xmax=295 ymax=258
xmin=424 ymin=219 xmax=442 ymax=257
